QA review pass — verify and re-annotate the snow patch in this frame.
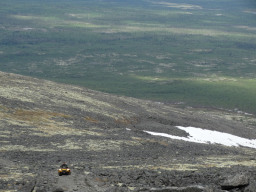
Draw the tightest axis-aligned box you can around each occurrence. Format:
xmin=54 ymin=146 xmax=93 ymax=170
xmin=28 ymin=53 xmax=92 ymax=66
xmin=144 ymin=126 xmax=256 ymax=149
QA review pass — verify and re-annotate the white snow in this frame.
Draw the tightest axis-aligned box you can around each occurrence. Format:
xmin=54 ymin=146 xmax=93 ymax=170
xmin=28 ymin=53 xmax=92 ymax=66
xmin=144 ymin=126 xmax=256 ymax=149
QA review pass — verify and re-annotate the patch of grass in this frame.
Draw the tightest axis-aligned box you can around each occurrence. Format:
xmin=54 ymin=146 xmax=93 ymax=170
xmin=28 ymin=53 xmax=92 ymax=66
xmin=126 ymin=76 xmax=256 ymax=113
xmin=84 ymin=116 xmax=99 ymax=123
xmin=12 ymin=109 xmax=72 ymax=123
xmin=114 ymin=116 xmax=138 ymax=125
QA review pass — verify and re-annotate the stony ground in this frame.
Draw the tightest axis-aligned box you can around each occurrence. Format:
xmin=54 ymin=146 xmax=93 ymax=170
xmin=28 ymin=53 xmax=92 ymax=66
xmin=1 ymin=71 xmax=256 ymax=192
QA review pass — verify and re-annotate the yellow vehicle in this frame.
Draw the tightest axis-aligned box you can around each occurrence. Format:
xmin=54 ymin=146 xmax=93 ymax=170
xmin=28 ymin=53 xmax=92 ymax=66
xmin=58 ymin=163 xmax=71 ymax=176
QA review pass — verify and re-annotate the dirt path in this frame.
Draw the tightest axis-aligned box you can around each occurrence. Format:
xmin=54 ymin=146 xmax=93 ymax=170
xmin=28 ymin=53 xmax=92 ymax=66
xmin=56 ymin=170 xmax=99 ymax=192
xmin=57 ymin=174 xmax=76 ymax=191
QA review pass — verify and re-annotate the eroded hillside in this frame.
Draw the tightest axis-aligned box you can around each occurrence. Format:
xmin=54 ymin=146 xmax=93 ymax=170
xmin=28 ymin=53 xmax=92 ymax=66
xmin=1 ymin=71 xmax=256 ymax=191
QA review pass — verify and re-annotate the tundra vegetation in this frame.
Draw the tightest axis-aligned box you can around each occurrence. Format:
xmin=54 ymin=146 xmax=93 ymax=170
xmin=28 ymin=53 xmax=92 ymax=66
xmin=0 ymin=0 xmax=256 ymax=113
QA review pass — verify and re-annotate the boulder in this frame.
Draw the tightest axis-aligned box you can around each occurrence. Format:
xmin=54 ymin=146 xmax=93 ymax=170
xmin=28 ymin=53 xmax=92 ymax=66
xmin=221 ymin=173 xmax=249 ymax=190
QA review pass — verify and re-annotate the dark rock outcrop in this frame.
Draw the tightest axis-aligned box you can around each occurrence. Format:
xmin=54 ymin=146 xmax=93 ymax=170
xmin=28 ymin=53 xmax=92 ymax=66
xmin=221 ymin=173 xmax=249 ymax=190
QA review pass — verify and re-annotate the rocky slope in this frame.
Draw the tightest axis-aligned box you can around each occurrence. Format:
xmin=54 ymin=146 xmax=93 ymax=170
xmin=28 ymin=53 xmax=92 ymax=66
xmin=1 ymin=71 xmax=256 ymax=192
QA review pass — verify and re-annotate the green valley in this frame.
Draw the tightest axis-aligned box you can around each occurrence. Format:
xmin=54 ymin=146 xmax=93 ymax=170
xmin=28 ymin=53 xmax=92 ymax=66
xmin=0 ymin=0 xmax=256 ymax=113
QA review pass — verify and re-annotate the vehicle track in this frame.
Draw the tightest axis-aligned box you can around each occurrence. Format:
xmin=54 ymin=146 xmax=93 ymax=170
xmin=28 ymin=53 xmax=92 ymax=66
xmin=56 ymin=170 xmax=99 ymax=192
